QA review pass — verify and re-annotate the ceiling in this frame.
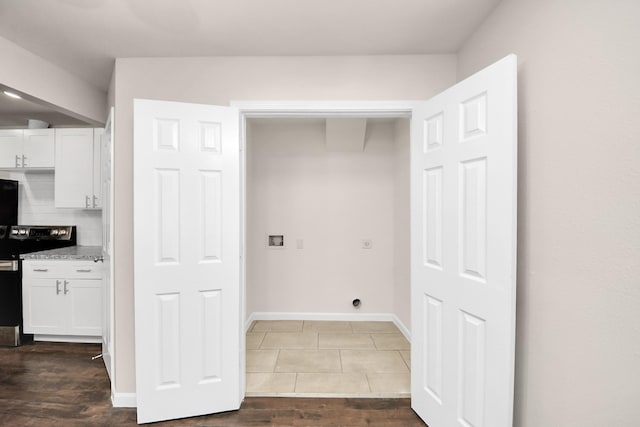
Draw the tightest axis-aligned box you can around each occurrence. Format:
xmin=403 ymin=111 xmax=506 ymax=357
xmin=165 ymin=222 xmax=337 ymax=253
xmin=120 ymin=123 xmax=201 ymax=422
xmin=0 ymin=0 xmax=501 ymax=127
xmin=0 ymin=85 xmax=90 ymax=128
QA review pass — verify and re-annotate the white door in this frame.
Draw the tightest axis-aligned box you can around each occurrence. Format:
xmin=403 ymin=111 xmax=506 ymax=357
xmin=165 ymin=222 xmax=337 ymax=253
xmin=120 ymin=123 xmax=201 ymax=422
xmin=133 ymin=99 xmax=241 ymax=424
xmin=410 ymin=54 xmax=517 ymax=426
xmin=101 ymin=108 xmax=114 ymax=381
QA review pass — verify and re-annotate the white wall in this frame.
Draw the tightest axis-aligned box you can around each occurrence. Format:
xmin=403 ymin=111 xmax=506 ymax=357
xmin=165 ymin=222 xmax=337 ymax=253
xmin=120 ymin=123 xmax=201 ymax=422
xmin=247 ymin=119 xmax=405 ymax=317
xmin=112 ymin=54 xmax=457 ymax=392
xmin=0 ymin=36 xmax=106 ymax=125
xmin=393 ymin=118 xmax=411 ymax=330
xmin=457 ymin=1 xmax=640 ymax=425
xmin=5 ymin=172 xmax=102 ymax=245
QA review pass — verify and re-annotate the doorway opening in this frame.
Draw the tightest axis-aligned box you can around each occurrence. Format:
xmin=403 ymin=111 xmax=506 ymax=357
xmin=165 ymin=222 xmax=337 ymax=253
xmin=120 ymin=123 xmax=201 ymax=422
xmin=243 ymin=114 xmax=412 ymax=396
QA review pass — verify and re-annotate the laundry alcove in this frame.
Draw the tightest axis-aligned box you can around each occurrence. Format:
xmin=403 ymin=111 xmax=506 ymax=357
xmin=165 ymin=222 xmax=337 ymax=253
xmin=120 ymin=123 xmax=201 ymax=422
xmin=244 ymin=116 xmax=412 ymax=396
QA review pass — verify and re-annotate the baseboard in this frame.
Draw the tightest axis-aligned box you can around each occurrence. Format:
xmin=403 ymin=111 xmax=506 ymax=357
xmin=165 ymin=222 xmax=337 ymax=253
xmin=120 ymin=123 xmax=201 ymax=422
xmin=390 ymin=314 xmax=411 ymax=341
xmin=102 ymin=352 xmax=112 ymax=381
xmin=246 ymin=312 xmax=411 ymax=342
xmin=112 ymin=392 xmax=137 ymax=408
xmin=34 ymin=334 xmax=101 ymax=344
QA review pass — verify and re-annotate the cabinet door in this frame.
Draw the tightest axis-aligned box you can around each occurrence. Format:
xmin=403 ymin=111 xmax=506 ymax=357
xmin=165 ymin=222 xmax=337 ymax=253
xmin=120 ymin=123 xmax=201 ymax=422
xmin=23 ymin=279 xmax=67 ymax=334
xmin=92 ymin=128 xmax=103 ymax=208
xmin=23 ymin=129 xmax=55 ymax=168
xmin=68 ymin=279 xmax=102 ymax=335
xmin=0 ymin=130 xmax=23 ymax=168
xmin=55 ymin=128 xmax=94 ymax=208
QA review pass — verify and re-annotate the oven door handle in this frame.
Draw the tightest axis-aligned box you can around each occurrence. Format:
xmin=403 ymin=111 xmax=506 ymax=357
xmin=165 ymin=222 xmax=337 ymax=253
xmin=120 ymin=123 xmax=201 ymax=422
xmin=0 ymin=260 xmax=19 ymax=272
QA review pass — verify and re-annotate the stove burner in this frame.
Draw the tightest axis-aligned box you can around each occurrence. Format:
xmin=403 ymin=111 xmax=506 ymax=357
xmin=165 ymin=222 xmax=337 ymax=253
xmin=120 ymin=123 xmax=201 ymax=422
xmin=8 ymin=225 xmax=74 ymax=240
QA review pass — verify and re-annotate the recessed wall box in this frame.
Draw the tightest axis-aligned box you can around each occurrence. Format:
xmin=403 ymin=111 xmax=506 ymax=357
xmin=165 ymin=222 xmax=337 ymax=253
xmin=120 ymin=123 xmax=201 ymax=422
xmin=268 ymin=234 xmax=285 ymax=248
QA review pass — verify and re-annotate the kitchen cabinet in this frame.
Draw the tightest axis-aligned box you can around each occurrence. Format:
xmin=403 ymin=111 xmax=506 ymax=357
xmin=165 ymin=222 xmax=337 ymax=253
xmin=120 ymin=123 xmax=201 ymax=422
xmin=22 ymin=260 xmax=102 ymax=340
xmin=0 ymin=129 xmax=55 ymax=169
xmin=55 ymin=128 xmax=103 ymax=208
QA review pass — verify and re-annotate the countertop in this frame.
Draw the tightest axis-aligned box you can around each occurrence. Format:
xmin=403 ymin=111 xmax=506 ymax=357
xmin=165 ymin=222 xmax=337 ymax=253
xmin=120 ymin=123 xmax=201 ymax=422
xmin=21 ymin=246 xmax=102 ymax=261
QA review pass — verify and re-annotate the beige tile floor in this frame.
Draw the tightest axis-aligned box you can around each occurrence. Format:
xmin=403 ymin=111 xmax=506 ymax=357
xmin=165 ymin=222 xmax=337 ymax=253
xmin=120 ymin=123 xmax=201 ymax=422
xmin=246 ymin=320 xmax=411 ymax=397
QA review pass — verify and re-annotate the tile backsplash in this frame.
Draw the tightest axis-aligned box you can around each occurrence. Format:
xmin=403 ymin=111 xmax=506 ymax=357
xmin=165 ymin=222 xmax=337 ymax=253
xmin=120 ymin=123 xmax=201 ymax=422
xmin=7 ymin=172 xmax=102 ymax=246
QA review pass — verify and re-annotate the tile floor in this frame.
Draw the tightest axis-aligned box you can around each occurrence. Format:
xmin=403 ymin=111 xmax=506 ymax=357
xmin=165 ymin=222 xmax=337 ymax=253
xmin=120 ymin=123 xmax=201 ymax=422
xmin=246 ymin=320 xmax=411 ymax=397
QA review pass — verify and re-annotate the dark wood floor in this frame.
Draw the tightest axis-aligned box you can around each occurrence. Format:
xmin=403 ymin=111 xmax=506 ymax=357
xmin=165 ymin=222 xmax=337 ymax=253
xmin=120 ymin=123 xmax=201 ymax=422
xmin=0 ymin=342 xmax=427 ymax=426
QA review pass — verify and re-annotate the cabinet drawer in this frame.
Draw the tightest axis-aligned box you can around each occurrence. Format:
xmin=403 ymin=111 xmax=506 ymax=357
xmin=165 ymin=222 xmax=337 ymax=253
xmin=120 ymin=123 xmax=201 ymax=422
xmin=23 ymin=262 xmax=65 ymax=278
xmin=23 ymin=261 xmax=102 ymax=279
xmin=66 ymin=263 xmax=102 ymax=279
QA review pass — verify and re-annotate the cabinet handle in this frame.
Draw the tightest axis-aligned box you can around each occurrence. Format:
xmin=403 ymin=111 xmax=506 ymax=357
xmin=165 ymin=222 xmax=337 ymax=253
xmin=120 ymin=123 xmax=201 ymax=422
xmin=85 ymin=195 xmax=91 ymax=208
xmin=15 ymin=155 xmax=20 ymax=168
xmin=93 ymin=195 xmax=98 ymax=208
xmin=22 ymin=155 xmax=26 ymax=167
xmin=76 ymin=269 xmax=92 ymax=273
xmin=55 ymin=280 xmax=61 ymax=295
xmin=63 ymin=280 xmax=69 ymax=295
xmin=33 ymin=268 xmax=49 ymax=272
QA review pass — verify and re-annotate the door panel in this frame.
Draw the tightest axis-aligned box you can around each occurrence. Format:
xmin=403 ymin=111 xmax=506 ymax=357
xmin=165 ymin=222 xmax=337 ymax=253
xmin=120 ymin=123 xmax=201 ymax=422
xmin=134 ymin=99 xmax=240 ymax=424
xmin=200 ymin=290 xmax=223 ymax=381
xmin=411 ymin=54 xmax=517 ymax=427
xmin=423 ymin=166 xmax=443 ymax=268
xmin=423 ymin=294 xmax=443 ymax=402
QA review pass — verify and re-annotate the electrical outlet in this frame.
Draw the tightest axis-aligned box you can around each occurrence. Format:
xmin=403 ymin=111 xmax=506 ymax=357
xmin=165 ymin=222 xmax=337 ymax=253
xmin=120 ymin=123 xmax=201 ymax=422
xmin=362 ymin=239 xmax=372 ymax=249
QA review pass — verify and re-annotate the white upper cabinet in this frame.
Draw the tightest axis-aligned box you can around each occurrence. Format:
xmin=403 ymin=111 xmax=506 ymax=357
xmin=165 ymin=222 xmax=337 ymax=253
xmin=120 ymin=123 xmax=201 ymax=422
xmin=0 ymin=130 xmax=24 ymax=168
xmin=0 ymin=129 xmax=55 ymax=169
xmin=23 ymin=129 xmax=56 ymax=168
xmin=55 ymin=128 xmax=102 ymax=209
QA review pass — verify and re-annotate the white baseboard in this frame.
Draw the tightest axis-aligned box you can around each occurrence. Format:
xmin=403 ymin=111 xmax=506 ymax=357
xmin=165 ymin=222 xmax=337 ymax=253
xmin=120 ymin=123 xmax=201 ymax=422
xmin=112 ymin=392 xmax=137 ymax=408
xmin=34 ymin=334 xmax=101 ymax=344
xmin=246 ymin=312 xmax=411 ymax=342
xmin=390 ymin=314 xmax=411 ymax=341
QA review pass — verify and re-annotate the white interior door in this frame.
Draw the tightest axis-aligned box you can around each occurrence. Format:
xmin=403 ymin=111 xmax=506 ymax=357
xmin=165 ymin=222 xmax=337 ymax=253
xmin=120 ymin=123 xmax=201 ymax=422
xmin=101 ymin=107 xmax=114 ymax=381
xmin=133 ymin=99 xmax=241 ymax=424
xmin=410 ymin=54 xmax=517 ymax=427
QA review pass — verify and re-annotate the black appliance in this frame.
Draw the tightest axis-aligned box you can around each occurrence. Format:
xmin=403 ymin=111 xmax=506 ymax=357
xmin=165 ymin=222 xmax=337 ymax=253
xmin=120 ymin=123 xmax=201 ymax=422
xmin=0 ymin=179 xmax=18 ymax=225
xmin=0 ymin=225 xmax=77 ymax=346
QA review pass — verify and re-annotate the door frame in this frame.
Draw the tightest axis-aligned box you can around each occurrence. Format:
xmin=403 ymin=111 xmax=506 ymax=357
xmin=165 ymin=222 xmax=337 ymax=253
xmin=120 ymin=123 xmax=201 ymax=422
xmin=102 ymin=107 xmax=115 ymax=393
xmin=232 ymin=100 xmax=420 ymax=397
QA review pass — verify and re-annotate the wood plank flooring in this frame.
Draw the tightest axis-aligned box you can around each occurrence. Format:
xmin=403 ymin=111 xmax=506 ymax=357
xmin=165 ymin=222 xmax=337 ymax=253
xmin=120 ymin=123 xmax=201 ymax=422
xmin=0 ymin=342 xmax=427 ymax=426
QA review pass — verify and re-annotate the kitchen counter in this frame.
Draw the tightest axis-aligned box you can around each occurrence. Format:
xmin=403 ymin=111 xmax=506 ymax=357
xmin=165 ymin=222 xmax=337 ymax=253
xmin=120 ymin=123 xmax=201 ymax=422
xmin=21 ymin=245 xmax=102 ymax=261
